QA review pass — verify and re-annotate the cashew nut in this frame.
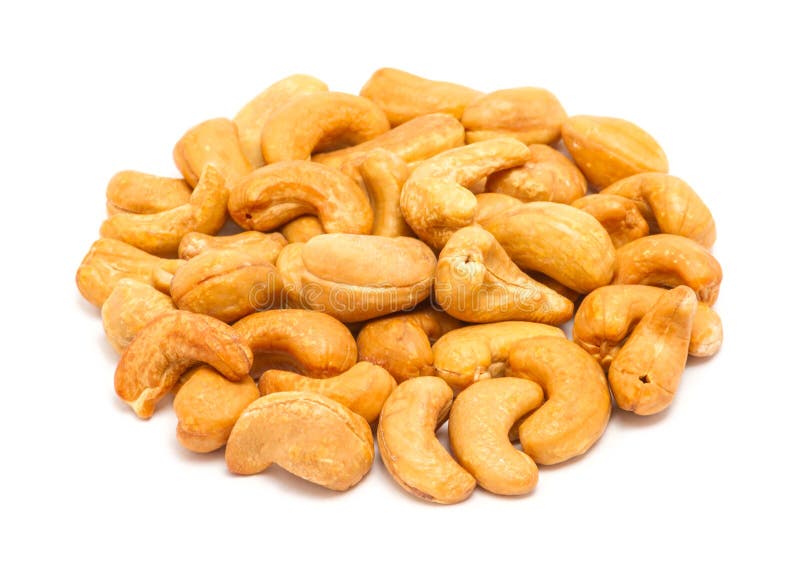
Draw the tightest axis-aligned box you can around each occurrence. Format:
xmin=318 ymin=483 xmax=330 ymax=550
xmin=449 ymin=378 xmax=544 ymax=495
xmin=509 ymin=336 xmax=611 ymax=465
xmin=106 ymin=170 xmax=191 ymax=215
xmin=173 ymin=118 xmax=252 ymax=187
xmin=474 ymin=193 xmax=523 ymax=224
xmin=101 ymin=279 xmax=176 ymax=353
xmin=178 ymin=230 xmax=286 ymax=261
xmin=571 ymin=193 xmax=650 ymax=248
xmin=435 ymin=225 xmax=573 ymax=324
xmin=358 ymin=149 xmax=414 ymax=237
xmin=226 ymin=392 xmax=374 ymax=490
xmin=377 ymin=376 xmax=476 ymax=504
xmin=279 ymin=215 xmax=325 ymax=244
xmin=114 ymin=311 xmax=253 ymax=419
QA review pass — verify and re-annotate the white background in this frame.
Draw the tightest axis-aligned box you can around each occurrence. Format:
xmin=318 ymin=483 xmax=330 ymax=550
xmin=2 ymin=1 xmax=798 ymax=565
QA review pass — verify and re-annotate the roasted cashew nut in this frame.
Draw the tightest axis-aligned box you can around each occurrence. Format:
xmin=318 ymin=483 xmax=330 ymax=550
xmin=509 ymin=336 xmax=611 ymax=465
xmin=114 ymin=311 xmax=253 ymax=419
xmin=571 ymin=193 xmax=650 ymax=248
xmin=226 ymin=392 xmax=374 ymax=491
xmin=377 ymin=376 xmax=476 ymax=504
xmin=101 ymin=279 xmax=175 ymax=353
xmin=279 ymin=215 xmax=325 ymax=244
xmin=178 ymin=230 xmax=286 ymax=261
xmin=173 ymin=118 xmax=252 ymax=187
xmin=106 ymin=170 xmax=191 ymax=215
xmin=473 ymin=193 xmax=523 ymax=224
xmin=449 ymin=378 xmax=544 ymax=495
xmin=358 ymin=149 xmax=414 ymax=237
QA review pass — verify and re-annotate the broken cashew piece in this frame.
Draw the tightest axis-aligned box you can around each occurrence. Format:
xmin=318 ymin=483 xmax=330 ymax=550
xmin=509 ymin=336 xmax=611 ymax=465
xmin=435 ymin=225 xmax=573 ymax=324
xmin=608 ymin=286 xmax=697 ymax=416
xmin=377 ymin=376 xmax=476 ymax=504
xmin=178 ymin=230 xmax=286 ymax=262
xmin=449 ymin=378 xmax=544 ymax=495
xmin=106 ymin=170 xmax=191 ymax=215
xmin=571 ymin=193 xmax=650 ymax=248
xmin=101 ymin=279 xmax=176 ymax=353
xmin=259 ymin=361 xmax=396 ymax=423
xmin=173 ymin=118 xmax=252 ymax=187
xmin=226 ymin=392 xmax=374 ymax=491
xmin=114 ymin=311 xmax=253 ymax=419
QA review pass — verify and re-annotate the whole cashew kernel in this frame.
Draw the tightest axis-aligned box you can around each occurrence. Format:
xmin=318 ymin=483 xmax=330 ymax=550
xmin=258 ymin=361 xmax=396 ymax=423
xmin=433 ymin=321 xmax=565 ymax=390
xmin=571 ymin=193 xmax=650 ymax=248
xmin=234 ymin=74 xmax=328 ymax=167
xmin=114 ymin=311 xmax=253 ymax=419
xmin=608 ymin=286 xmax=697 ymax=415
xmin=100 ymin=163 xmax=230 ymax=256
xmin=479 ymin=201 xmax=617 ymax=293
xmin=178 ymin=230 xmax=286 ymax=261
xmin=435 ymin=225 xmax=573 ymax=324
xmin=400 ymin=137 xmax=531 ymax=249
xmin=356 ymin=306 xmax=462 ymax=382
xmin=277 ymin=234 xmax=436 ymax=322
xmin=228 ymin=160 xmax=373 ymax=234
xmin=377 ymin=376 xmax=476 ymax=504
xmin=474 ymin=193 xmax=523 ymax=224
xmin=449 ymin=378 xmax=544 ymax=495
xmin=101 ymin=279 xmax=176 ymax=353
xmin=601 ymin=172 xmax=717 ymax=248
xmin=232 ymin=309 xmax=357 ymax=378
xmin=260 ymin=92 xmax=390 ymax=163
xmin=279 ymin=215 xmax=325 ymax=244
xmin=573 ymin=284 xmax=723 ymax=367
xmin=485 ymin=143 xmax=587 ymax=204
xmin=173 ymin=118 xmax=253 ymax=187
xmin=226 ymin=392 xmax=374 ymax=491
xmin=106 ymin=171 xmax=191 ymax=215
xmin=509 ymin=336 xmax=611 ymax=465
xmin=358 ymin=149 xmax=414 ymax=237
xmin=613 ymin=234 xmax=723 ymax=304
xmin=461 ymin=88 xmax=567 ymax=145
xmin=174 ymin=365 xmax=259 ymax=453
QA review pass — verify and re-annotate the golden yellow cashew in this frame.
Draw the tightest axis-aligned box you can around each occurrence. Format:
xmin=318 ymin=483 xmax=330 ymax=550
xmin=279 ymin=215 xmax=325 ymax=244
xmin=100 ymin=163 xmax=229 ymax=256
xmin=106 ymin=170 xmax=191 ymax=215
xmin=435 ymin=225 xmax=573 ymax=324
xmin=226 ymin=392 xmax=374 ymax=491
xmin=228 ymin=160 xmax=373 ymax=234
xmin=360 ymin=68 xmax=481 ymax=126
xmin=614 ymin=234 xmax=723 ymax=304
xmin=571 ymin=193 xmax=650 ymax=248
xmin=561 ymin=115 xmax=668 ymax=188
xmin=509 ymin=336 xmax=611 ymax=465
xmin=173 ymin=365 xmax=259 ymax=453
xmin=461 ymin=87 xmax=567 ymax=145
xmin=258 ymin=361 xmax=396 ymax=423
xmin=233 ymin=74 xmax=328 ymax=167
xmin=433 ymin=321 xmax=565 ymax=390
xmin=358 ymin=149 xmax=414 ymax=237
xmin=260 ymin=92 xmax=389 ymax=163
xmin=400 ymin=137 xmax=531 ymax=249
xmin=608 ymin=286 xmax=697 ymax=415
xmin=449 ymin=378 xmax=544 ymax=495
xmin=178 ymin=230 xmax=286 ymax=261
xmin=173 ymin=118 xmax=252 ymax=187
xmin=474 ymin=192 xmax=523 ymax=224
xmin=101 ymin=279 xmax=175 ymax=353
xmin=114 ymin=311 xmax=253 ymax=419
xmin=377 ymin=376 xmax=476 ymax=504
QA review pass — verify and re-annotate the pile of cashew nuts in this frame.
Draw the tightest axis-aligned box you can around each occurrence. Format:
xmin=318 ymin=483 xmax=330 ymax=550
xmin=77 ymin=68 xmax=723 ymax=503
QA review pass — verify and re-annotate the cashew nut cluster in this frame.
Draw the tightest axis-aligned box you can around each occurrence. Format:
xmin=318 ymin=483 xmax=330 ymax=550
xmin=77 ymin=69 xmax=724 ymax=502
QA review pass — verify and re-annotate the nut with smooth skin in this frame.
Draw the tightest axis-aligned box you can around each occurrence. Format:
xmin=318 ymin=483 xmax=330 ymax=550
xmin=173 ymin=118 xmax=253 ymax=187
xmin=106 ymin=171 xmax=191 ymax=215
xmin=358 ymin=149 xmax=414 ymax=237
xmin=571 ymin=193 xmax=650 ymax=248
xmin=101 ymin=279 xmax=176 ymax=353
xmin=280 ymin=215 xmax=325 ymax=244
xmin=178 ymin=230 xmax=286 ymax=261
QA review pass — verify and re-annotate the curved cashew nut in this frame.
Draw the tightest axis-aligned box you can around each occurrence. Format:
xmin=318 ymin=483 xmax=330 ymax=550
xmin=279 ymin=215 xmax=325 ymax=244
xmin=609 ymin=286 xmax=697 ymax=415
xmin=479 ymin=201 xmax=617 ymax=293
xmin=114 ymin=311 xmax=253 ymax=419
xmin=449 ymin=378 xmax=544 ymax=495
xmin=613 ymin=234 xmax=723 ymax=304
xmin=277 ymin=234 xmax=436 ymax=323
xmin=435 ymin=225 xmax=573 ymax=324
xmin=461 ymin=88 xmax=566 ymax=145
xmin=571 ymin=193 xmax=650 ymax=248
xmin=76 ymin=238 xmax=184 ymax=307
xmin=174 ymin=365 xmax=259 ymax=453
xmin=259 ymin=361 xmax=396 ymax=423
xmin=228 ymin=160 xmax=373 ymax=234
xmin=100 ymin=164 xmax=229 ymax=256
xmin=356 ymin=306 xmax=462 ymax=382
xmin=485 ymin=143 xmax=587 ymax=203
xmin=226 ymin=392 xmax=374 ymax=491
xmin=232 ymin=309 xmax=357 ymax=378
xmin=358 ymin=149 xmax=414 ymax=237
xmin=474 ymin=193 xmax=523 ymax=224
xmin=178 ymin=230 xmax=286 ymax=261
xmin=573 ymin=284 xmax=723 ymax=367
xmin=101 ymin=279 xmax=175 ymax=353
xmin=106 ymin=171 xmax=191 ymax=215
xmin=313 ymin=113 xmax=465 ymax=170
xmin=432 ymin=321 xmax=565 ymax=390
xmin=601 ymin=172 xmax=716 ymax=248
xmin=260 ymin=92 xmax=389 ymax=163
xmin=173 ymin=118 xmax=252 ymax=187
xmin=377 ymin=376 xmax=476 ymax=504
xmin=400 ymin=137 xmax=531 ymax=249
xmin=360 ymin=68 xmax=481 ymax=125
xmin=234 ymin=74 xmax=328 ymax=167
xmin=509 ymin=336 xmax=611 ymax=465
